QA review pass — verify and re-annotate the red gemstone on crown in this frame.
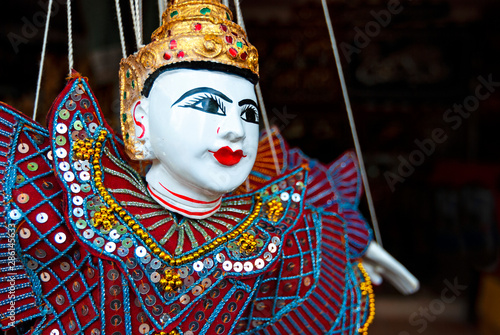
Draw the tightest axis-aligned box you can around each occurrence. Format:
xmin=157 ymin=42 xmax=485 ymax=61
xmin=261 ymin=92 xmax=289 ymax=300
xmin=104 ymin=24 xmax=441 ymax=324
xmin=178 ymin=51 xmax=185 ymax=58
xmin=240 ymin=52 xmax=248 ymax=60
xmin=229 ymin=48 xmax=238 ymax=58
xmin=195 ymin=23 xmax=202 ymax=31
xmin=170 ymin=40 xmax=177 ymax=50
xmin=164 ymin=53 xmax=172 ymax=60
xmin=220 ymin=24 xmax=228 ymax=32
xmin=226 ymin=36 xmax=233 ymax=44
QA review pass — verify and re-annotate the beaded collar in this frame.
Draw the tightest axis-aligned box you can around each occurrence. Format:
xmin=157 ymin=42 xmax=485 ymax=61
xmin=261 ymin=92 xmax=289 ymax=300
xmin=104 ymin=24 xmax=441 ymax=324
xmin=48 ymin=75 xmax=308 ymax=328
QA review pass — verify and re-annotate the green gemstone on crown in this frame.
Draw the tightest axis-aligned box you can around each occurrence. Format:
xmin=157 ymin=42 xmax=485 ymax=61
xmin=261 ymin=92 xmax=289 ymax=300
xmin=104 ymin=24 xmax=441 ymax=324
xmin=170 ymin=10 xmax=178 ymax=18
xmin=200 ymin=7 xmax=211 ymax=15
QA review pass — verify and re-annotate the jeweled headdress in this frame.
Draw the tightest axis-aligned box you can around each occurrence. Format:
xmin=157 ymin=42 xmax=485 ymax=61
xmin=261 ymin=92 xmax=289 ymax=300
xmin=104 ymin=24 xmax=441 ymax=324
xmin=120 ymin=0 xmax=259 ymax=160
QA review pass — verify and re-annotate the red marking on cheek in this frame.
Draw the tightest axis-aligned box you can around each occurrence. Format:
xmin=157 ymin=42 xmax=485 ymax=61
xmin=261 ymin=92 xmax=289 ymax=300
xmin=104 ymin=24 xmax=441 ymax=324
xmin=133 ymin=101 xmax=146 ymax=139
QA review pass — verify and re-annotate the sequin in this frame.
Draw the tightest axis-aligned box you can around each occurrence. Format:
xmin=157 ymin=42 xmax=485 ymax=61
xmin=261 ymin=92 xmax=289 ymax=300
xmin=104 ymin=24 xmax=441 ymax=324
xmin=110 ymin=285 xmax=121 ymax=296
xmin=71 ymin=131 xmax=79 ymax=141
xmin=88 ymin=123 xmax=98 ymax=133
xmin=27 ymin=260 xmax=38 ymax=270
xmin=144 ymin=295 xmax=156 ymax=306
xmin=91 ymin=329 xmax=100 ymax=335
xmin=255 ymin=258 xmax=265 ymax=269
xmin=54 ymin=232 xmax=66 ymax=244
xmin=63 ymin=171 xmax=76 ymax=183
xmin=192 ymin=285 xmax=203 ymax=296
xmin=80 ymin=304 xmax=89 ymax=316
xmin=83 ymin=229 xmax=94 ymax=239
xmin=60 ymin=262 xmax=70 ymax=272
xmin=244 ymin=261 xmax=253 ymax=272
xmin=184 ymin=275 xmax=195 ymax=287
xmin=280 ymin=192 xmax=290 ymax=202
xmin=73 ymin=220 xmax=85 ymax=230
xmin=292 ymin=193 xmax=301 ymax=202
xmin=40 ymin=272 xmax=51 ymax=282
xmin=190 ymin=321 xmax=200 ymax=331
xmin=55 ymin=136 xmax=66 ymax=146
xmin=296 ymin=181 xmax=305 ymax=190
xmin=73 ymin=207 xmax=84 ymax=217
xmin=215 ymin=324 xmax=225 ymax=333
xmin=203 ymin=258 xmax=214 ymax=269
xmin=131 ymin=269 xmax=144 ymax=281
xmin=18 ymin=143 xmax=29 ymax=153
xmin=152 ymin=305 xmax=164 ymax=316
xmin=105 ymin=242 xmax=116 ymax=253
xmin=9 ymin=209 xmax=21 ymax=220
xmin=27 ymin=162 xmax=38 ymax=171
xmin=117 ymin=247 xmax=129 ymax=257
xmin=271 ymin=184 xmax=279 ymax=193
xmin=35 ymin=249 xmax=46 ymax=258
xmin=264 ymin=252 xmax=273 ymax=261
xmin=216 ymin=253 xmax=225 ymax=263
xmin=83 ymin=112 xmax=93 ymax=122
xmin=110 ymin=315 xmax=122 ymax=326
xmin=72 ymin=196 xmax=83 ymax=206
xmin=110 ymin=299 xmax=122 ymax=310
xmin=66 ymin=100 xmax=76 ymax=111
xmin=193 ymin=261 xmax=204 ymax=272
xmin=178 ymin=267 xmax=189 ymax=278
xmin=304 ymin=277 xmax=311 ymax=286
xmin=108 ymin=229 xmax=119 ymax=240
xmin=140 ymin=253 xmax=151 ymax=264
xmin=180 ymin=294 xmax=191 ymax=305
xmin=79 ymin=171 xmax=90 ymax=181
xmin=93 ymin=237 xmax=104 ymax=247
xmin=126 ymin=258 xmax=138 ymax=269
xmin=150 ymin=258 xmax=161 ymax=270
xmin=16 ymin=175 xmax=25 ymax=184
xmin=17 ymin=193 xmax=29 ymax=204
xmin=19 ymin=228 xmax=31 ymax=239
xmin=217 ymin=280 xmax=227 ymax=289
xmin=59 ymin=109 xmax=70 ymax=120
xmin=50 ymin=330 xmax=59 ymax=335
xmin=73 ymin=281 xmax=81 ymax=292
xmin=272 ymin=236 xmax=281 ymax=246
xmin=135 ymin=246 xmax=147 ymax=258
xmin=233 ymin=262 xmax=243 ymax=272
xmin=56 ymin=123 xmax=68 ymax=134
xmin=222 ymin=261 xmax=232 ymax=271
xmin=81 ymin=184 xmax=91 ymax=192
xmin=68 ymin=321 xmax=76 ymax=331
xmin=268 ymin=243 xmax=277 ymax=253
xmin=47 ymin=151 xmax=53 ymax=160
xmin=185 ymin=332 xmax=194 ymax=335
xmin=201 ymin=278 xmax=212 ymax=288
xmin=122 ymin=238 xmax=133 ymax=248
xmin=80 ymin=99 xmax=91 ymax=109
xmin=55 ymin=294 xmax=65 ymax=305
xmin=74 ymin=120 xmax=83 ymax=131
xmin=36 ymin=213 xmax=49 ymax=223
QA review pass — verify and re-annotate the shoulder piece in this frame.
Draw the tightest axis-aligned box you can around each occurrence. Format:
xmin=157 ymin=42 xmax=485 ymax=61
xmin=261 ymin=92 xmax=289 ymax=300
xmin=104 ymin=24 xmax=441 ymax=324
xmin=0 ymin=102 xmax=48 ymax=328
xmin=47 ymin=75 xmax=309 ymax=332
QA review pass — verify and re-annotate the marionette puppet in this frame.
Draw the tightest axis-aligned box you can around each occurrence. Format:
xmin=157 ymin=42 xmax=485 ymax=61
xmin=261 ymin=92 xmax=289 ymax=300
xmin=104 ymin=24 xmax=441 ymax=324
xmin=0 ymin=0 xmax=418 ymax=334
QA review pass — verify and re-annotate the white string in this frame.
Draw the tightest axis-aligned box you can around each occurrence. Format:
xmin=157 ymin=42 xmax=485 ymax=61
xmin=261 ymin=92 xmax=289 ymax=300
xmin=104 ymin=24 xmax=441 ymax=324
xmin=67 ymin=0 xmax=74 ymax=75
xmin=222 ymin=0 xmax=229 ymax=7
xmin=256 ymin=84 xmax=281 ymax=175
xmin=320 ymin=0 xmax=383 ymax=246
xmin=233 ymin=0 xmax=280 ymax=175
xmin=33 ymin=0 xmax=54 ymax=121
xmin=158 ymin=0 xmax=167 ymax=25
xmin=233 ymin=0 xmax=246 ymax=32
xmin=136 ymin=0 xmax=143 ymax=46
xmin=115 ymin=0 xmax=127 ymax=58
xmin=129 ymin=0 xmax=141 ymax=50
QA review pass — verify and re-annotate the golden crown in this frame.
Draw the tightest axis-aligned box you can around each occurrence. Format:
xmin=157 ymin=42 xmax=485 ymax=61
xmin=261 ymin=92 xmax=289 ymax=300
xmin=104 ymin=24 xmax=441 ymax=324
xmin=119 ymin=0 xmax=259 ymax=160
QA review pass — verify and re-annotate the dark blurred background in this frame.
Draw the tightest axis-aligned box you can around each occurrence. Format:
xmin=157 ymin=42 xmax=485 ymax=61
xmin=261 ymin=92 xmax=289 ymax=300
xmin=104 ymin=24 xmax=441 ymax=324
xmin=1 ymin=0 xmax=499 ymax=334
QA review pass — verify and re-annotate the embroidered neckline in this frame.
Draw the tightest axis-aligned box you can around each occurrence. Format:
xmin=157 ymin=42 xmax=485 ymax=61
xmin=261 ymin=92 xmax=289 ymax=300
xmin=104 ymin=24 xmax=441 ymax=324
xmin=73 ymin=130 xmax=263 ymax=269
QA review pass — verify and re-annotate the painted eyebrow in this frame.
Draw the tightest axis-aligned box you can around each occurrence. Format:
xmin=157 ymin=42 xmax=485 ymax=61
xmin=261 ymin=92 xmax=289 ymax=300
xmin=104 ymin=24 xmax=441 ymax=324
xmin=172 ymin=87 xmax=233 ymax=107
xmin=238 ymin=99 xmax=259 ymax=109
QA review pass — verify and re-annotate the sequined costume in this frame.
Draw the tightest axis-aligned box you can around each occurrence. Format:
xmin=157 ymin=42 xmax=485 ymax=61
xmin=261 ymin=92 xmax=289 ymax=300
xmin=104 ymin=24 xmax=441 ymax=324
xmin=0 ymin=74 xmax=372 ymax=335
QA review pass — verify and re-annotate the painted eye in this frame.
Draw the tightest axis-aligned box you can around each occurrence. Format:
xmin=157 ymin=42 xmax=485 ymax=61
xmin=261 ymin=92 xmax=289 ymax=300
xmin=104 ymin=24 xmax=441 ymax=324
xmin=241 ymin=107 xmax=259 ymax=124
xmin=181 ymin=95 xmax=225 ymax=115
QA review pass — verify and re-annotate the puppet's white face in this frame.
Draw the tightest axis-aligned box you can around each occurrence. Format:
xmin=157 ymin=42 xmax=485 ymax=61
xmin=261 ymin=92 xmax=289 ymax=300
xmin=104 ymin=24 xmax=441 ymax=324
xmin=135 ymin=69 xmax=259 ymax=198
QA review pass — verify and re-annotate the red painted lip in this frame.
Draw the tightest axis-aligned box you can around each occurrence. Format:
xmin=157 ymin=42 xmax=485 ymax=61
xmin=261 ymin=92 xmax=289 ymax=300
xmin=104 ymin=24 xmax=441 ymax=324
xmin=209 ymin=146 xmax=246 ymax=166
